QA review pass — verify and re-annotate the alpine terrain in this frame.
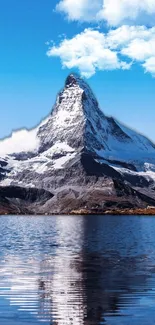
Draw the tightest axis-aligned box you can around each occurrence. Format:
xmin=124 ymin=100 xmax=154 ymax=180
xmin=0 ymin=74 xmax=155 ymax=214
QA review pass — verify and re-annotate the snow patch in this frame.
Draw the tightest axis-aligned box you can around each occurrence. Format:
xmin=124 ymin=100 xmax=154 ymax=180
xmin=46 ymin=142 xmax=75 ymax=156
xmin=112 ymin=165 xmax=155 ymax=181
xmin=53 ymin=153 xmax=76 ymax=169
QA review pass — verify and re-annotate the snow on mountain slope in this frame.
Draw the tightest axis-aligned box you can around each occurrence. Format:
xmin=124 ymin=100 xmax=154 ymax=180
xmin=95 ymin=117 xmax=155 ymax=170
xmin=0 ymin=142 xmax=77 ymax=188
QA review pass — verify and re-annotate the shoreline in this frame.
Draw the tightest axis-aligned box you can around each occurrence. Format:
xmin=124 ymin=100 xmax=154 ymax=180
xmin=1 ymin=207 xmax=155 ymax=216
xmin=70 ymin=208 xmax=155 ymax=215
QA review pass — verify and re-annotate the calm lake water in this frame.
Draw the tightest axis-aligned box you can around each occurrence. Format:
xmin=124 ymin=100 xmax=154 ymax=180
xmin=0 ymin=215 xmax=155 ymax=324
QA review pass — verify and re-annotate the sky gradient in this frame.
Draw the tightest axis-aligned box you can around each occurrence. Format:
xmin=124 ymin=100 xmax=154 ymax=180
xmin=0 ymin=0 xmax=155 ymax=142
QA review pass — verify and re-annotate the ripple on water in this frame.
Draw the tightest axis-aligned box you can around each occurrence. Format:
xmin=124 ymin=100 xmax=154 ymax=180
xmin=0 ymin=215 xmax=155 ymax=324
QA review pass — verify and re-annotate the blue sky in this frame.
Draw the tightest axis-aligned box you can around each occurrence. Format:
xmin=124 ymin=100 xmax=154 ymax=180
xmin=0 ymin=0 xmax=155 ymax=142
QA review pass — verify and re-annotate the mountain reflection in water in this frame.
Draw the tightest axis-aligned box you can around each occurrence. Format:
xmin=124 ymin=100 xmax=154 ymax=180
xmin=0 ymin=215 xmax=155 ymax=324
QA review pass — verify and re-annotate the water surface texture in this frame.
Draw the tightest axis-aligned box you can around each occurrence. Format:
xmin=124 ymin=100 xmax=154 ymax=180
xmin=0 ymin=215 xmax=155 ymax=324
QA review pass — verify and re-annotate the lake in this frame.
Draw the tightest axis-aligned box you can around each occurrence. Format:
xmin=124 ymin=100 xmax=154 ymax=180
xmin=0 ymin=215 xmax=155 ymax=324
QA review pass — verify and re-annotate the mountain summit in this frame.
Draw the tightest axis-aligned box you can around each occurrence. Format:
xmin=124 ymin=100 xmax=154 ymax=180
xmin=37 ymin=73 xmax=102 ymax=153
xmin=38 ymin=73 xmax=155 ymax=158
xmin=0 ymin=74 xmax=155 ymax=214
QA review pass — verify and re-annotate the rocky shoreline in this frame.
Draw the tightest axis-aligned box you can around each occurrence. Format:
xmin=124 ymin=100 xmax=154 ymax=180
xmin=1 ymin=207 xmax=155 ymax=216
xmin=70 ymin=208 xmax=155 ymax=215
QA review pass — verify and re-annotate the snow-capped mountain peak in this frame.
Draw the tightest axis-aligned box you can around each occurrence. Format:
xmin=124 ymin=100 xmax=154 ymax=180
xmin=0 ymin=74 xmax=155 ymax=214
xmin=37 ymin=73 xmax=104 ymax=153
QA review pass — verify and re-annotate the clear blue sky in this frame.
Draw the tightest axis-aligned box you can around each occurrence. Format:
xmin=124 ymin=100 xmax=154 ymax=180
xmin=0 ymin=0 xmax=155 ymax=142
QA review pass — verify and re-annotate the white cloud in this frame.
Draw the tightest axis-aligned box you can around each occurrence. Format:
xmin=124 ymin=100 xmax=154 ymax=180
xmin=56 ymin=0 xmax=155 ymax=26
xmin=0 ymin=128 xmax=39 ymax=156
xmin=100 ymin=0 xmax=155 ymax=26
xmin=106 ymin=25 xmax=155 ymax=49
xmin=47 ymin=29 xmax=131 ymax=77
xmin=56 ymin=0 xmax=102 ymax=22
xmin=143 ymin=57 xmax=155 ymax=75
xmin=121 ymin=37 xmax=155 ymax=61
xmin=106 ymin=25 xmax=155 ymax=63
xmin=47 ymin=26 xmax=155 ymax=78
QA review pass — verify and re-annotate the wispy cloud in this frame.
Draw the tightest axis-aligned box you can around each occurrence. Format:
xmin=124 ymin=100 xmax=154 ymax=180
xmin=47 ymin=26 xmax=155 ymax=78
xmin=56 ymin=0 xmax=155 ymax=26
xmin=0 ymin=129 xmax=39 ymax=156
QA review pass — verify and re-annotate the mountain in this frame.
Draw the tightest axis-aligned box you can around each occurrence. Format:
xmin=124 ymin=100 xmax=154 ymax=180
xmin=0 ymin=73 xmax=155 ymax=214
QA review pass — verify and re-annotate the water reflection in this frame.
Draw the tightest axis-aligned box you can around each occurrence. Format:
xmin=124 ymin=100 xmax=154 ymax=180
xmin=0 ymin=216 xmax=155 ymax=324
xmin=36 ymin=230 xmax=148 ymax=323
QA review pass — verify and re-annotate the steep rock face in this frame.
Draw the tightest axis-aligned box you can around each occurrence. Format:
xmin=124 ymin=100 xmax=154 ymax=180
xmin=0 ymin=186 xmax=53 ymax=214
xmin=0 ymin=73 xmax=155 ymax=213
